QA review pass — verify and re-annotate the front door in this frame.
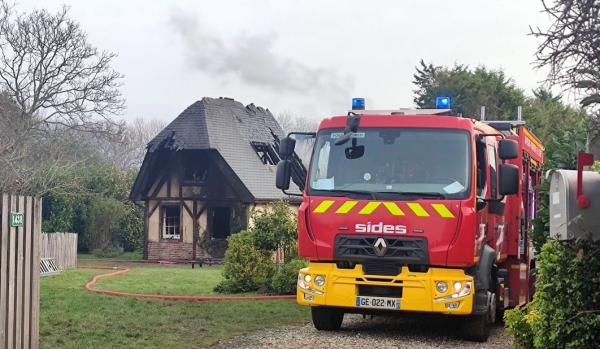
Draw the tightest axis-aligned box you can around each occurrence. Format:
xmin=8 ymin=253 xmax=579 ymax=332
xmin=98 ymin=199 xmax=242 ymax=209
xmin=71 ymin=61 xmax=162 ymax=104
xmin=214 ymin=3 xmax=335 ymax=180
xmin=211 ymin=206 xmax=231 ymax=239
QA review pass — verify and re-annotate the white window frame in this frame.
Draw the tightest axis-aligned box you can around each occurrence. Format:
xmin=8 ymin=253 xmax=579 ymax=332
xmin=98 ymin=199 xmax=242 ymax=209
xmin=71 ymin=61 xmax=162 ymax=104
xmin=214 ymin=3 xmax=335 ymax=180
xmin=162 ymin=205 xmax=181 ymax=240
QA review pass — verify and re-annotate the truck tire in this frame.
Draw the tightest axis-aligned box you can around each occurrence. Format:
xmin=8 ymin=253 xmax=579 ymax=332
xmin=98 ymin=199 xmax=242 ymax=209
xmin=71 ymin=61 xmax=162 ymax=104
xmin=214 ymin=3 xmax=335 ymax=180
xmin=492 ymin=267 xmax=504 ymax=323
xmin=462 ymin=309 xmax=491 ymax=343
xmin=311 ymin=306 xmax=344 ymax=331
xmin=462 ymin=268 xmax=497 ymax=342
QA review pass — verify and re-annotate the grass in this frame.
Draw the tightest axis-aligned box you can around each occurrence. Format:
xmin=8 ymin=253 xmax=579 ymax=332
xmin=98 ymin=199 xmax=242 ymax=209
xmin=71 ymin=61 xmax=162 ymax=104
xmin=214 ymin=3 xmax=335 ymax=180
xmin=40 ymin=262 xmax=310 ymax=349
xmin=78 ymin=250 xmax=144 ymax=260
xmin=92 ymin=264 xmax=259 ymax=297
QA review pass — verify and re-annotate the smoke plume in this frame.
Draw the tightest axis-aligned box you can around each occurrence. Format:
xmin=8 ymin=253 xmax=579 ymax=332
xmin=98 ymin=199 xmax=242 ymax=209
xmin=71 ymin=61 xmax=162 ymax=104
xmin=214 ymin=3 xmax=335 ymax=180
xmin=168 ymin=8 xmax=355 ymax=107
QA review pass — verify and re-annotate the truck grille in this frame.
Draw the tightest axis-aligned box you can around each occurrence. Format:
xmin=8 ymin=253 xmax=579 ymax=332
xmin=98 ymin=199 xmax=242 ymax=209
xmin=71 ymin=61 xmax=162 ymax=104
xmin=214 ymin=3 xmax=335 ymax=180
xmin=333 ymin=235 xmax=429 ymax=264
xmin=362 ymin=263 xmax=401 ymax=276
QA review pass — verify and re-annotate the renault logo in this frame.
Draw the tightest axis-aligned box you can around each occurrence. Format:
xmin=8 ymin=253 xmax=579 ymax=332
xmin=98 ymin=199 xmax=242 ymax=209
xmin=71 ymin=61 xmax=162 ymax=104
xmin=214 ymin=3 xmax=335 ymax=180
xmin=373 ymin=237 xmax=387 ymax=257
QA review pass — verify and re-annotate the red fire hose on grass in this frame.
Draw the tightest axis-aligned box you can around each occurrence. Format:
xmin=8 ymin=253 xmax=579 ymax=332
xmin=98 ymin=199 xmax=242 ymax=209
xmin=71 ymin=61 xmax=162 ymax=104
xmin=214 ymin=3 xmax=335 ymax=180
xmin=80 ymin=266 xmax=296 ymax=301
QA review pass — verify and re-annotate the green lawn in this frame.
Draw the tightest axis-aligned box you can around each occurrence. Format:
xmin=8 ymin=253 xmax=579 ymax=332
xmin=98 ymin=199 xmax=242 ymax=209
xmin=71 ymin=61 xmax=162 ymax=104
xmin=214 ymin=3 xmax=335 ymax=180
xmin=92 ymin=264 xmax=259 ymax=297
xmin=40 ymin=263 xmax=310 ymax=349
xmin=78 ymin=250 xmax=144 ymax=260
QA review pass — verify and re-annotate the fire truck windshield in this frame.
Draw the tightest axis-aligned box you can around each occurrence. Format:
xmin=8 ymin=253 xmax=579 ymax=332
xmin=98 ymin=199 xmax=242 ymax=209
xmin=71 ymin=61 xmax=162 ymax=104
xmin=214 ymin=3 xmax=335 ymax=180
xmin=307 ymin=127 xmax=472 ymax=199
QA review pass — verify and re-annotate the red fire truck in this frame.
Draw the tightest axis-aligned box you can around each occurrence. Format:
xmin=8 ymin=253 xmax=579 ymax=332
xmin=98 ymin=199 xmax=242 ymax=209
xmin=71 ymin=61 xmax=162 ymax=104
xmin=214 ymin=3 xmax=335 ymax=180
xmin=274 ymin=98 xmax=544 ymax=342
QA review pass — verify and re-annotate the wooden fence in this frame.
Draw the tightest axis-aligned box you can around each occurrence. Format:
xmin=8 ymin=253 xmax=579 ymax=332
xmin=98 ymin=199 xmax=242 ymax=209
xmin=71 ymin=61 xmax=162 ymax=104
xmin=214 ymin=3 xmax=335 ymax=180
xmin=41 ymin=232 xmax=78 ymax=270
xmin=0 ymin=193 xmax=41 ymax=349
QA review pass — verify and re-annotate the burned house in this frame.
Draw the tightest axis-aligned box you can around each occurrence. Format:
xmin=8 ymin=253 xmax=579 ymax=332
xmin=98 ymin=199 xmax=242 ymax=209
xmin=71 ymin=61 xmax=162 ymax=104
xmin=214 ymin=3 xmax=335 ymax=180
xmin=129 ymin=97 xmax=302 ymax=260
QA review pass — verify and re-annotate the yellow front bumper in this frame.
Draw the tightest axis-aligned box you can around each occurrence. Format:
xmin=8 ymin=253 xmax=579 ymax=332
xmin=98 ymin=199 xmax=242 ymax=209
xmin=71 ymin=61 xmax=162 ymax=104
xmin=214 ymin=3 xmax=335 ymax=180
xmin=297 ymin=262 xmax=474 ymax=315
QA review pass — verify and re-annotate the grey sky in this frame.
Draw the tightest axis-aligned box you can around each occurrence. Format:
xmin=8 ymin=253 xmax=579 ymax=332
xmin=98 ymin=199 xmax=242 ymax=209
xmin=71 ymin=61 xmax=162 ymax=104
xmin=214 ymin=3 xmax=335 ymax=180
xmin=18 ymin=0 xmax=554 ymax=124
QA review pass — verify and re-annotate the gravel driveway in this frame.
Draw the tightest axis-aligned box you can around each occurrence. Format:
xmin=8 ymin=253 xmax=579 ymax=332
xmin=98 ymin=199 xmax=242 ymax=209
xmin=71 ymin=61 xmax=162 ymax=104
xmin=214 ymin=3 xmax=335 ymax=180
xmin=204 ymin=313 xmax=513 ymax=349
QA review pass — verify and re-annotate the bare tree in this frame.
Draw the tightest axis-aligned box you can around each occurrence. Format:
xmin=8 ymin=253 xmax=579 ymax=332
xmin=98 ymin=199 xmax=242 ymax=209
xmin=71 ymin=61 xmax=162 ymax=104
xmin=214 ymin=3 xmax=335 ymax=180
xmin=0 ymin=1 xmax=125 ymax=135
xmin=529 ymin=0 xmax=600 ymax=153
xmin=0 ymin=122 xmax=98 ymax=196
xmin=275 ymin=109 xmax=321 ymax=134
xmin=530 ymin=1 xmax=600 ymax=106
xmin=87 ymin=117 xmax=167 ymax=170
xmin=0 ymin=1 xmax=126 ymax=195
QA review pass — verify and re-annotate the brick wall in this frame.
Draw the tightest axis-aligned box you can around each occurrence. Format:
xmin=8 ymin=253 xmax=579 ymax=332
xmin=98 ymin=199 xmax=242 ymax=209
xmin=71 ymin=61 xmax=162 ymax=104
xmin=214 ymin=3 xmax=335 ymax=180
xmin=147 ymin=240 xmax=194 ymax=260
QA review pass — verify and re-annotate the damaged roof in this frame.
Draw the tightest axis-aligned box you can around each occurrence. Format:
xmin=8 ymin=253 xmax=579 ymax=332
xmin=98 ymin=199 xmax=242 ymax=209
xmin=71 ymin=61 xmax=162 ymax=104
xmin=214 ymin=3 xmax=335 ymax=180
xmin=130 ymin=97 xmax=301 ymax=202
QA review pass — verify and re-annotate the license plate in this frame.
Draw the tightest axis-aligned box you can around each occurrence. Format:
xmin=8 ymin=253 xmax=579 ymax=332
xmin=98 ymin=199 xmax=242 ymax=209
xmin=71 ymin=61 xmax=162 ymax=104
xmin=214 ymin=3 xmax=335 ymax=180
xmin=356 ymin=296 xmax=400 ymax=309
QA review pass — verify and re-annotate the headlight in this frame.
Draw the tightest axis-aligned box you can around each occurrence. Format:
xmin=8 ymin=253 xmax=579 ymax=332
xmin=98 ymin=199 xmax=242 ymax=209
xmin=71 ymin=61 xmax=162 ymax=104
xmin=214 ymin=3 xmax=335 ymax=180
xmin=304 ymin=274 xmax=312 ymax=283
xmin=298 ymin=274 xmax=323 ymax=295
xmin=434 ymin=281 xmax=473 ymax=302
xmin=453 ymin=282 xmax=462 ymax=291
xmin=436 ymin=281 xmax=448 ymax=293
xmin=315 ymin=275 xmax=325 ymax=286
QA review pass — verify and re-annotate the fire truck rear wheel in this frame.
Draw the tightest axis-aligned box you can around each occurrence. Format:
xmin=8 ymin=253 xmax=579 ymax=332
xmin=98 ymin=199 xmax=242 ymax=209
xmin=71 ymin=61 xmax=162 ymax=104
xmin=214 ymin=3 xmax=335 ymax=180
xmin=311 ymin=306 xmax=344 ymax=331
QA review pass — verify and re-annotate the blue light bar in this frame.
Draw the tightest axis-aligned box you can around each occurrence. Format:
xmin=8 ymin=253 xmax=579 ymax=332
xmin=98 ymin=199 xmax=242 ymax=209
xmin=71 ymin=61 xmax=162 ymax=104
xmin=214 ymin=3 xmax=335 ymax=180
xmin=435 ymin=96 xmax=451 ymax=109
xmin=352 ymin=98 xmax=365 ymax=110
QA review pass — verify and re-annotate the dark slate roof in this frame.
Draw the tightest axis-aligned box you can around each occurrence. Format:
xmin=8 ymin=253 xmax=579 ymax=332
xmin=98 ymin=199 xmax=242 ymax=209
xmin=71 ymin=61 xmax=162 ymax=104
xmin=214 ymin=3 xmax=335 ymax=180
xmin=130 ymin=97 xmax=301 ymax=202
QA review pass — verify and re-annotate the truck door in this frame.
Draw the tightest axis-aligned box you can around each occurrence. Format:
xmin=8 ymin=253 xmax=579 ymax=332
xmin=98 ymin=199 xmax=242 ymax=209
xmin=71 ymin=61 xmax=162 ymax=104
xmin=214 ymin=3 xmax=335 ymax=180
xmin=486 ymin=141 xmax=507 ymax=260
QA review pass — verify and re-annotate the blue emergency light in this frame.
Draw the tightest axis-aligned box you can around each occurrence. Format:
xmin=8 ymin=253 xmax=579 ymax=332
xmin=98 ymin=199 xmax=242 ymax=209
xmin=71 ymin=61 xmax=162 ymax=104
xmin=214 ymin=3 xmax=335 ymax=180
xmin=352 ymin=98 xmax=365 ymax=110
xmin=435 ymin=96 xmax=451 ymax=109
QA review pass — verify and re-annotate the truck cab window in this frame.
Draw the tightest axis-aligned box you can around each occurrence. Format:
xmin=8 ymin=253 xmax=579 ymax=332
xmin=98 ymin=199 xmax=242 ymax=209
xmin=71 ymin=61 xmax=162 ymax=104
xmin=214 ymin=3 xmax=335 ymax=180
xmin=475 ymin=139 xmax=487 ymax=197
xmin=487 ymin=145 xmax=498 ymax=199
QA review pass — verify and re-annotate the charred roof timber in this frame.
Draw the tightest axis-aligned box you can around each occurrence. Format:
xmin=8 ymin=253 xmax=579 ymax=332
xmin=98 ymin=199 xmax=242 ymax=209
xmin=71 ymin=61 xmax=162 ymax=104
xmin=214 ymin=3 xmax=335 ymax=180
xmin=250 ymin=141 xmax=280 ymax=165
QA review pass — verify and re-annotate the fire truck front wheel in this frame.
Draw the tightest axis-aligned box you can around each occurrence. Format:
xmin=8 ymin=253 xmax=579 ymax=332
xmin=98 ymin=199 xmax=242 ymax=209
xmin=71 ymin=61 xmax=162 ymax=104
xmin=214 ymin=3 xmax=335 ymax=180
xmin=461 ymin=270 xmax=498 ymax=342
xmin=311 ymin=306 xmax=345 ymax=331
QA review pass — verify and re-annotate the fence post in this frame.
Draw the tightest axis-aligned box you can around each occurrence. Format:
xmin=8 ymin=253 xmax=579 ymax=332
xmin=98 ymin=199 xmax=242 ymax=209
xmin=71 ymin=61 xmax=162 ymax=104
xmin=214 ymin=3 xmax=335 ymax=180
xmin=0 ymin=193 xmax=41 ymax=349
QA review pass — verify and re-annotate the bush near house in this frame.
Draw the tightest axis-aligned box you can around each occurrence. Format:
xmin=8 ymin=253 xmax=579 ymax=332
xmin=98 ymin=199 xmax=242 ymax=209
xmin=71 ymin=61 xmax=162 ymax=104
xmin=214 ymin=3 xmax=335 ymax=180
xmin=505 ymin=125 xmax=600 ymax=348
xmin=270 ymin=258 xmax=309 ymax=294
xmin=214 ymin=200 xmax=307 ymax=294
xmin=213 ymin=230 xmax=275 ymax=293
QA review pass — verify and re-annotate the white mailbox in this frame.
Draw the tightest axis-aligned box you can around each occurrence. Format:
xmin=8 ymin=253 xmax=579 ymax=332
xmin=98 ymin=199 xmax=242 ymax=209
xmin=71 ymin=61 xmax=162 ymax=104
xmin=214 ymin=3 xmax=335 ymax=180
xmin=549 ymin=169 xmax=600 ymax=240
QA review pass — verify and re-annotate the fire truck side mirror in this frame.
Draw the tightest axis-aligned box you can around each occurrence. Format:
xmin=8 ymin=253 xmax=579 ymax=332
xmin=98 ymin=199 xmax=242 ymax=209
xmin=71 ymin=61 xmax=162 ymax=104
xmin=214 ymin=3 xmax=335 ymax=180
xmin=498 ymin=139 xmax=518 ymax=160
xmin=276 ymin=160 xmax=292 ymax=190
xmin=279 ymin=137 xmax=296 ymax=157
xmin=498 ymin=163 xmax=519 ymax=196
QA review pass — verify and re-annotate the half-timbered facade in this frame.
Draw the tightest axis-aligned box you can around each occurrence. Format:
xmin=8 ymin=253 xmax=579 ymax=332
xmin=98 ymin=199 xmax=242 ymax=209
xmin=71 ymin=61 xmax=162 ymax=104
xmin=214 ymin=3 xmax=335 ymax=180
xmin=129 ymin=97 xmax=301 ymax=260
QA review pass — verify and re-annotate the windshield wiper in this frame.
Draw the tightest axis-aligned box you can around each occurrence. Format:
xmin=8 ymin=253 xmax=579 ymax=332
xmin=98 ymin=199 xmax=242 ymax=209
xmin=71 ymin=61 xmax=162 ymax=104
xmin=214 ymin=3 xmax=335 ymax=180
xmin=327 ymin=189 xmax=377 ymax=200
xmin=375 ymin=191 xmax=447 ymax=199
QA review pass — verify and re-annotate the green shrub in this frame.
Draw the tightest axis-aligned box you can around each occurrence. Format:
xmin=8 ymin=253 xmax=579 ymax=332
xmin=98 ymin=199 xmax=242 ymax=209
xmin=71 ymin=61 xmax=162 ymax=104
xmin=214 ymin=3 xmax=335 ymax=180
xmin=504 ymin=304 xmax=538 ymax=349
xmin=214 ymin=230 xmax=275 ymax=293
xmin=87 ymin=196 xmax=125 ymax=251
xmin=117 ymin=201 xmax=144 ymax=252
xmin=592 ymin=160 xmax=600 ymax=172
xmin=250 ymin=200 xmax=297 ymax=262
xmin=270 ymin=258 xmax=308 ymax=295
xmin=198 ymin=227 xmax=228 ymax=259
xmin=529 ymin=238 xmax=600 ymax=349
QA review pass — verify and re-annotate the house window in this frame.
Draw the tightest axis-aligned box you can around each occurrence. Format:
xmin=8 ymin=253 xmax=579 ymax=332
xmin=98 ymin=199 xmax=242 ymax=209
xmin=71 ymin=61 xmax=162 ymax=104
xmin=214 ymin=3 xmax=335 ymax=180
xmin=250 ymin=141 xmax=279 ymax=165
xmin=162 ymin=205 xmax=181 ymax=239
xmin=181 ymin=151 xmax=209 ymax=185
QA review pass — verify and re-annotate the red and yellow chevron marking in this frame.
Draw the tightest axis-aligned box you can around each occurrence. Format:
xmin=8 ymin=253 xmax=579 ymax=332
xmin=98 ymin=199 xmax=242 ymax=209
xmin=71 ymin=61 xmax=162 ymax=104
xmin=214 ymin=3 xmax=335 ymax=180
xmin=499 ymin=282 xmax=505 ymax=302
xmin=311 ymin=200 xmax=456 ymax=218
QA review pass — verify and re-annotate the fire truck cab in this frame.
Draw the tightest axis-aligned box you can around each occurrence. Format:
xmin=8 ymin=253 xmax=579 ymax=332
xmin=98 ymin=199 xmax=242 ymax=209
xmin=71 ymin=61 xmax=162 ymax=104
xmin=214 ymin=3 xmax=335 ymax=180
xmin=274 ymin=98 xmax=544 ymax=342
